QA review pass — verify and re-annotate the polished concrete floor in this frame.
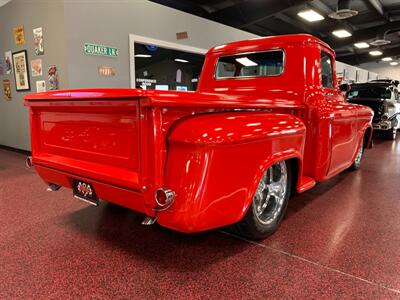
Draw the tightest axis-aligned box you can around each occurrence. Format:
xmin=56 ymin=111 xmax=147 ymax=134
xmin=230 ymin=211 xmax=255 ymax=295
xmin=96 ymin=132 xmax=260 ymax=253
xmin=0 ymin=136 xmax=399 ymax=299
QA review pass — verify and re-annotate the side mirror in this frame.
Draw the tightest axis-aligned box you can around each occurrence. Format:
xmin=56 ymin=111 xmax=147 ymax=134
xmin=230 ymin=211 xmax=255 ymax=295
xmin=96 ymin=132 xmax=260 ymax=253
xmin=339 ymin=83 xmax=351 ymax=92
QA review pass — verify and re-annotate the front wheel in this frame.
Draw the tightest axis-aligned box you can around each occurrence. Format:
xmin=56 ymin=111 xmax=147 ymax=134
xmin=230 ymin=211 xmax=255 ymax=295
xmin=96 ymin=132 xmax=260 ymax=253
xmin=350 ymin=138 xmax=364 ymax=170
xmin=234 ymin=160 xmax=291 ymax=240
xmin=385 ymin=128 xmax=397 ymax=140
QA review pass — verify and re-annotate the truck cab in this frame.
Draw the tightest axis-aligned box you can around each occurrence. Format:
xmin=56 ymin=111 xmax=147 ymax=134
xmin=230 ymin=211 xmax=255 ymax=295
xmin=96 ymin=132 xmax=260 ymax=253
xmin=199 ymin=35 xmax=373 ymax=180
xmin=24 ymin=34 xmax=373 ymax=239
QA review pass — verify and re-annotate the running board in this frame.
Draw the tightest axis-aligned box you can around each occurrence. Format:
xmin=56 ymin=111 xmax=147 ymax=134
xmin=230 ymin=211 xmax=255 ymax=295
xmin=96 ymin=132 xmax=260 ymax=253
xmin=297 ymin=176 xmax=316 ymax=193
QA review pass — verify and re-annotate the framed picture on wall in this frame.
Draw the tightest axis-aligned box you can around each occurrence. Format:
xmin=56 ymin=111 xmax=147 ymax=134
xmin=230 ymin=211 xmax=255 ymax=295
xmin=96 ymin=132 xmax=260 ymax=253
xmin=12 ymin=50 xmax=30 ymax=91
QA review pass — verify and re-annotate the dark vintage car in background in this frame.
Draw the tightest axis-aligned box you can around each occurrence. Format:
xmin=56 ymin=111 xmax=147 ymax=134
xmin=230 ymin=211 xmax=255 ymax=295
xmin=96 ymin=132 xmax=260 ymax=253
xmin=347 ymin=80 xmax=400 ymax=140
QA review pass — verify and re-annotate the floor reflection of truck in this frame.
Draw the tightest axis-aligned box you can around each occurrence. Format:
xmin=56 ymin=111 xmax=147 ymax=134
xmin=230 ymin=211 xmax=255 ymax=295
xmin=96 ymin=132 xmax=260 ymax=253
xmin=24 ymin=34 xmax=373 ymax=240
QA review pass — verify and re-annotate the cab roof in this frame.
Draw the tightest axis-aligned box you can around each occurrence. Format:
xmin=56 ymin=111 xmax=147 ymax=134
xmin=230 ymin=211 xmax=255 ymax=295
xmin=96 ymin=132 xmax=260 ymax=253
xmin=208 ymin=34 xmax=334 ymax=56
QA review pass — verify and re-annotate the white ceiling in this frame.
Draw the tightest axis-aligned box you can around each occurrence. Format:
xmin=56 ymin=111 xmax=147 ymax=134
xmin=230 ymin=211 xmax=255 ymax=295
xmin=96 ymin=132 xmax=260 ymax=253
xmin=0 ymin=0 xmax=11 ymax=7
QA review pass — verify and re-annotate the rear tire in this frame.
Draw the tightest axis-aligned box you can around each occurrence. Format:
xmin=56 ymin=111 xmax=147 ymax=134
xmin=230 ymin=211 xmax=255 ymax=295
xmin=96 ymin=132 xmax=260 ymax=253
xmin=234 ymin=160 xmax=292 ymax=240
xmin=386 ymin=128 xmax=397 ymax=140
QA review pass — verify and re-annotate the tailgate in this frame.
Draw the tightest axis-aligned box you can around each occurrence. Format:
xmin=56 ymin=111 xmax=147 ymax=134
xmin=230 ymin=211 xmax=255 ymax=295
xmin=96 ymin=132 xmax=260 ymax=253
xmin=25 ymin=89 xmax=142 ymax=190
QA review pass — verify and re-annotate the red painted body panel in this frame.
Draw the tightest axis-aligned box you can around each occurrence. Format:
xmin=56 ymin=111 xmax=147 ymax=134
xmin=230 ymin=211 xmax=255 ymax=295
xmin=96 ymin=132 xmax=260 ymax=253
xmin=24 ymin=34 xmax=373 ymax=233
xmin=159 ymin=112 xmax=305 ymax=232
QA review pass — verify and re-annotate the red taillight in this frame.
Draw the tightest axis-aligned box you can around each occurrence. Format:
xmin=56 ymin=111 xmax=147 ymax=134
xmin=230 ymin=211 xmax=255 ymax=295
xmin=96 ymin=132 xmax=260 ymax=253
xmin=155 ymin=188 xmax=176 ymax=210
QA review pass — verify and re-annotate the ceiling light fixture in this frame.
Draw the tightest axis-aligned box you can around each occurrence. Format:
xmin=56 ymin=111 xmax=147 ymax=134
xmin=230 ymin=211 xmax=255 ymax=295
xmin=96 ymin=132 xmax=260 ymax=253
xmin=135 ymin=54 xmax=152 ymax=58
xmin=390 ymin=62 xmax=398 ymax=66
xmin=332 ymin=29 xmax=352 ymax=38
xmin=382 ymin=57 xmax=392 ymax=62
xmin=369 ymin=50 xmax=383 ymax=56
xmin=354 ymin=42 xmax=369 ymax=49
xmin=329 ymin=0 xmax=358 ymax=19
xmin=235 ymin=57 xmax=258 ymax=67
xmin=174 ymin=58 xmax=189 ymax=63
xmin=297 ymin=9 xmax=324 ymax=22
xmin=370 ymin=39 xmax=391 ymax=46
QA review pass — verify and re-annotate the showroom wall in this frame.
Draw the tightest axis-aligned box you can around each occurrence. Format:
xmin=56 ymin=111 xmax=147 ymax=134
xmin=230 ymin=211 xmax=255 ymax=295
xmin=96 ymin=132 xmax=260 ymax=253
xmin=359 ymin=62 xmax=400 ymax=81
xmin=62 ymin=0 xmax=257 ymax=88
xmin=0 ymin=0 xmax=256 ymax=151
xmin=0 ymin=0 xmax=68 ymax=150
xmin=337 ymin=61 xmax=378 ymax=83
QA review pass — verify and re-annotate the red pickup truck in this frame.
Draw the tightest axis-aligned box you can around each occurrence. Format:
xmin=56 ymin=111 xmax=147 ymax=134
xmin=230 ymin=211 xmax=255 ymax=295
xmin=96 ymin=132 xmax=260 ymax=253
xmin=24 ymin=34 xmax=373 ymax=239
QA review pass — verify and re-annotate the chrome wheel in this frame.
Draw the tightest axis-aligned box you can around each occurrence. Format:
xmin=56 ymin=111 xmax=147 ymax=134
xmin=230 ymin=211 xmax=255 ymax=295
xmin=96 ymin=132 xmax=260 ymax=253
xmin=235 ymin=160 xmax=292 ymax=239
xmin=253 ymin=161 xmax=288 ymax=225
xmin=354 ymin=141 xmax=364 ymax=165
xmin=350 ymin=136 xmax=365 ymax=170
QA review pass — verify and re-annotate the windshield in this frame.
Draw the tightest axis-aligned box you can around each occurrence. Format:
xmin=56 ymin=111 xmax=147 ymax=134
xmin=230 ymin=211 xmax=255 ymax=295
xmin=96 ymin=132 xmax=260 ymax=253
xmin=347 ymin=86 xmax=392 ymax=99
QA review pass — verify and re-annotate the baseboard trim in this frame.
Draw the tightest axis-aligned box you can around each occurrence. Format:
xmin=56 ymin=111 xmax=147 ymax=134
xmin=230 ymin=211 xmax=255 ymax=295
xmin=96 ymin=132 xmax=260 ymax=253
xmin=0 ymin=144 xmax=31 ymax=156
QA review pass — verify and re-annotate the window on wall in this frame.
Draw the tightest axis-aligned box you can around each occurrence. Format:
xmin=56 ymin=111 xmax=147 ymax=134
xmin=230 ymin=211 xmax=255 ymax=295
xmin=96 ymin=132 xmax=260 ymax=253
xmin=215 ymin=50 xmax=284 ymax=79
xmin=321 ymin=51 xmax=333 ymax=88
xmin=134 ymin=42 xmax=205 ymax=91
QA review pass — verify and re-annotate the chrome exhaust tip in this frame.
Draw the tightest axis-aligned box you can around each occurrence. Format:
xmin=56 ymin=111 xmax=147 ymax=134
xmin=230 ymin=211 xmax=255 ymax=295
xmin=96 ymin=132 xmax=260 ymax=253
xmin=141 ymin=216 xmax=157 ymax=226
xmin=25 ymin=156 xmax=33 ymax=168
xmin=154 ymin=188 xmax=176 ymax=211
xmin=47 ymin=184 xmax=61 ymax=192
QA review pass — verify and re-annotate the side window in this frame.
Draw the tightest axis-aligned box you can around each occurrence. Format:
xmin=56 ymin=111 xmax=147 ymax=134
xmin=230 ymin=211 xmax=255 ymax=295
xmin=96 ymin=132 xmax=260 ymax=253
xmin=321 ymin=51 xmax=333 ymax=88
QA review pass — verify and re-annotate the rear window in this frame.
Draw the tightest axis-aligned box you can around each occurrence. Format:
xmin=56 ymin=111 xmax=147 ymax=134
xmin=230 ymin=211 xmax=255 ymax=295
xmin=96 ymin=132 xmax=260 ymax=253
xmin=215 ymin=50 xmax=284 ymax=79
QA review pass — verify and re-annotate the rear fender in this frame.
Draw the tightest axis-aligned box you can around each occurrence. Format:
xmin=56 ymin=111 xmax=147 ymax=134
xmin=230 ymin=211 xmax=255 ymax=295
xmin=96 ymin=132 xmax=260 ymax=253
xmin=157 ymin=112 xmax=306 ymax=233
